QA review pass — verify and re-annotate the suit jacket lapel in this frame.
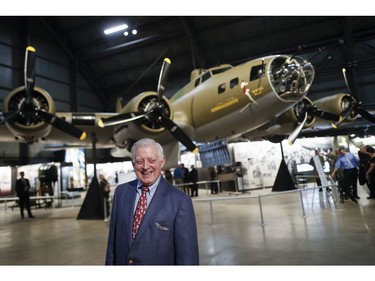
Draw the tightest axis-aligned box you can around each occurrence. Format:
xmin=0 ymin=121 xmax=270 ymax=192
xmin=122 ymin=181 xmax=137 ymax=248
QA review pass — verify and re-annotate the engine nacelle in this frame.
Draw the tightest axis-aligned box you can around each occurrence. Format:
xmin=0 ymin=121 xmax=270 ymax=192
xmin=275 ymin=97 xmax=316 ymax=129
xmin=121 ymin=91 xmax=173 ymax=134
xmin=240 ymin=97 xmax=316 ymax=141
xmin=313 ymin=93 xmax=357 ymax=122
xmin=2 ymin=86 xmax=55 ymax=142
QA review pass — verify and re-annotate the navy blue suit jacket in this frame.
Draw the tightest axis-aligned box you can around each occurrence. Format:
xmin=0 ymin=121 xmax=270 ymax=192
xmin=105 ymin=176 xmax=199 ymax=265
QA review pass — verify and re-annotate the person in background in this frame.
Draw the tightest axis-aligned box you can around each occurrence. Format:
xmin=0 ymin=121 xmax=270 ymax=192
xmin=15 ymin=171 xmax=35 ymax=219
xmin=164 ymin=169 xmax=173 ymax=184
xmin=99 ymin=174 xmax=111 ymax=217
xmin=331 ymin=146 xmax=359 ymax=201
xmin=365 ymin=146 xmax=375 ymax=199
xmin=189 ymin=165 xmax=199 ymax=197
xmin=182 ymin=163 xmax=190 ymax=194
xmin=358 ymin=145 xmax=370 ymax=188
xmin=286 ymin=156 xmax=298 ymax=187
xmin=114 ymin=171 xmax=119 ymax=184
xmin=210 ymin=167 xmax=218 ymax=194
xmin=105 ymin=138 xmax=199 ymax=265
xmin=173 ymin=163 xmax=184 ymax=189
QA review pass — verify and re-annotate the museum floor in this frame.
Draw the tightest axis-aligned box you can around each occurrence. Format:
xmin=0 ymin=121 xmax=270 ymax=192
xmin=1 ymin=182 xmax=375 ymax=272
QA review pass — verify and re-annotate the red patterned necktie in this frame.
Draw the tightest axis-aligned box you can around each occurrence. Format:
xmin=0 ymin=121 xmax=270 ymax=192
xmin=132 ymin=186 xmax=149 ymax=240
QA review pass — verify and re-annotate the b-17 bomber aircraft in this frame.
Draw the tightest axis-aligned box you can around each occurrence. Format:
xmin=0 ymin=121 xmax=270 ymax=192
xmin=1 ymin=46 xmax=373 ymax=168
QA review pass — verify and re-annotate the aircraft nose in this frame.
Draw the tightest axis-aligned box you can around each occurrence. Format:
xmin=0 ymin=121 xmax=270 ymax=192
xmin=269 ymin=56 xmax=315 ymax=102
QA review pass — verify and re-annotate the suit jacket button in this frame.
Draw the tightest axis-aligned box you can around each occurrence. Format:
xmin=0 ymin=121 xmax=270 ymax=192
xmin=128 ymin=259 xmax=134 ymax=264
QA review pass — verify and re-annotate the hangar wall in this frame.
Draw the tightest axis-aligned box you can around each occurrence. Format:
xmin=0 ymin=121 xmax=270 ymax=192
xmin=0 ymin=17 xmax=103 ymax=113
xmin=0 ymin=17 xmax=107 ymax=163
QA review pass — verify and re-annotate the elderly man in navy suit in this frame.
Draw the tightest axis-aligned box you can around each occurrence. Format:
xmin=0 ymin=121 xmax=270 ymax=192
xmin=105 ymin=138 xmax=199 ymax=265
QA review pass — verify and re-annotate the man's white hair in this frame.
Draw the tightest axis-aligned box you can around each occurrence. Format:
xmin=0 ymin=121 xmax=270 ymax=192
xmin=131 ymin=138 xmax=165 ymax=161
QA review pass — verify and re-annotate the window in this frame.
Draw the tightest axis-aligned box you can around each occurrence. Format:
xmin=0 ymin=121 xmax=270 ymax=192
xmin=250 ymin=64 xmax=265 ymax=81
xmin=202 ymin=72 xmax=211 ymax=83
xmin=218 ymin=83 xmax=226 ymax=94
xmin=194 ymin=78 xmax=200 ymax=87
xmin=230 ymin=78 xmax=238 ymax=89
xmin=211 ymin=66 xmax=232 ymax=75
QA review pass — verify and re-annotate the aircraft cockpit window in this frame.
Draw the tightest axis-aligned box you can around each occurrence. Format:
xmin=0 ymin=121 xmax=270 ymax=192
xmin=218 ymin=83 xmax=226 ymax=94
xmin=230 ymin=78 xmax=238 ymax=89
xmin=194 ymin=78 xmax=200 ymax=87
xmin=250 ymin=65 xmax=265 ymax=81
xmin=211 ymin=66 xmax=232 ymax=75
xmin=202 ymin=72 xmax=211 ymax=83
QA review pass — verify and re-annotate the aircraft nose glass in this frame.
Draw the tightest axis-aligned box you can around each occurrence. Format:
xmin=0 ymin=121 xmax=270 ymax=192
xmin=269 ymin=56 xmax=315 ymax=101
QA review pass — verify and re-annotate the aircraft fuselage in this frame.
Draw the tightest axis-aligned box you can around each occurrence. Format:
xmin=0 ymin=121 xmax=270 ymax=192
xmin=170 ymin=55 xmax=314 ymax=142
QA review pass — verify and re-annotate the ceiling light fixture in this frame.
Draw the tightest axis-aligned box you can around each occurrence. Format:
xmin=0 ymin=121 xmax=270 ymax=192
xmin=104 ymin=24 xmax=128 ymax=35
xmin=124 ymin=29 xmax=137 ymax=37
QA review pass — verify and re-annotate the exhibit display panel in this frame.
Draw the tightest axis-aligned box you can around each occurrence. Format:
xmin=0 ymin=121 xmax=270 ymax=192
xmin=86 ymin=161 xmax=135 ymax=185
xmin=0 ymin=166 xmax=12 ymax=196
xmin=64 ymin=148 xmax=86 ymax=190
xmin=232 ymin=141 xmax=282 ymax=190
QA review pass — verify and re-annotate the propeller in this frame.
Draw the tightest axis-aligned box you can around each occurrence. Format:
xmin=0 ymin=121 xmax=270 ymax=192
xmin=97 ymin=112 xmax=146 ymax=127
xmin=37 ymin=110 xmax=86 ymax=140
xmin=99 ymin=58 xmax=198 ymax=153
xmin=0 ymin=110 xmax=20 ymax=124
xmin=288 ymin=100 xmax=340 ymax=145
xmin=159 ymin=115 xmax=197 ymax=152
xmin=0 ymin=46 xmax=87 ymax=140
xmin=157 ymin=58 xmax=171 ymax=102
xmin=332 ymin=68 xmax=375 ymax=128
xmin=306 ymin=104 xmax=340 ymax=122
xmin=25 ymin=46 xmax=36 ymax=102
xmin=288 ymin=112 xmax=308 ymax=145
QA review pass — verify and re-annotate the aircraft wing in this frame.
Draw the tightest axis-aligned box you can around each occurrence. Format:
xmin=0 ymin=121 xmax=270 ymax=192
xmin=0 ymin=111 xmax=116 ymax=148
xmin=42 ymin=112 xmax=116 ymax=147
xmin=237 ymin=93 xmax=375 ymax=143
xmin=299 ymin=118 xmax=375 ymax=139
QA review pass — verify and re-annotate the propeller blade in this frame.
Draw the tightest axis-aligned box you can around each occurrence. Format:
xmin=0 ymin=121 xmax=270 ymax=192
xmin=157 ymin=58 xmax=171 ymax=102
xmin=0 ymin=110 xmax=20 ymax=124
xmin=310 ymin=108 xmax=340 ymax=122
xmin=37 ymin=110 xmax=87 ymax=140
xmin=342 ymin=68 xmax=352 ymax=95
xmin=24 ymin=46 xmax=36 ymax=101
xmin=98 ymin=112 xmax=147 ymax=128
xmin=160 ymin=115 xmax=198 ymax=153
xmin=288 ymin=112 xmax=308 ymax=145
xmin=357 ymin=107 xmax=375 ymax=123
xmin=332 ymin=102 xmax=354 ymax=128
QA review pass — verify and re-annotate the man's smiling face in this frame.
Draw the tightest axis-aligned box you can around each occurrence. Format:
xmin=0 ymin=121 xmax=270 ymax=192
xmin=133 ymin=145 xmax=166 ymax=186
